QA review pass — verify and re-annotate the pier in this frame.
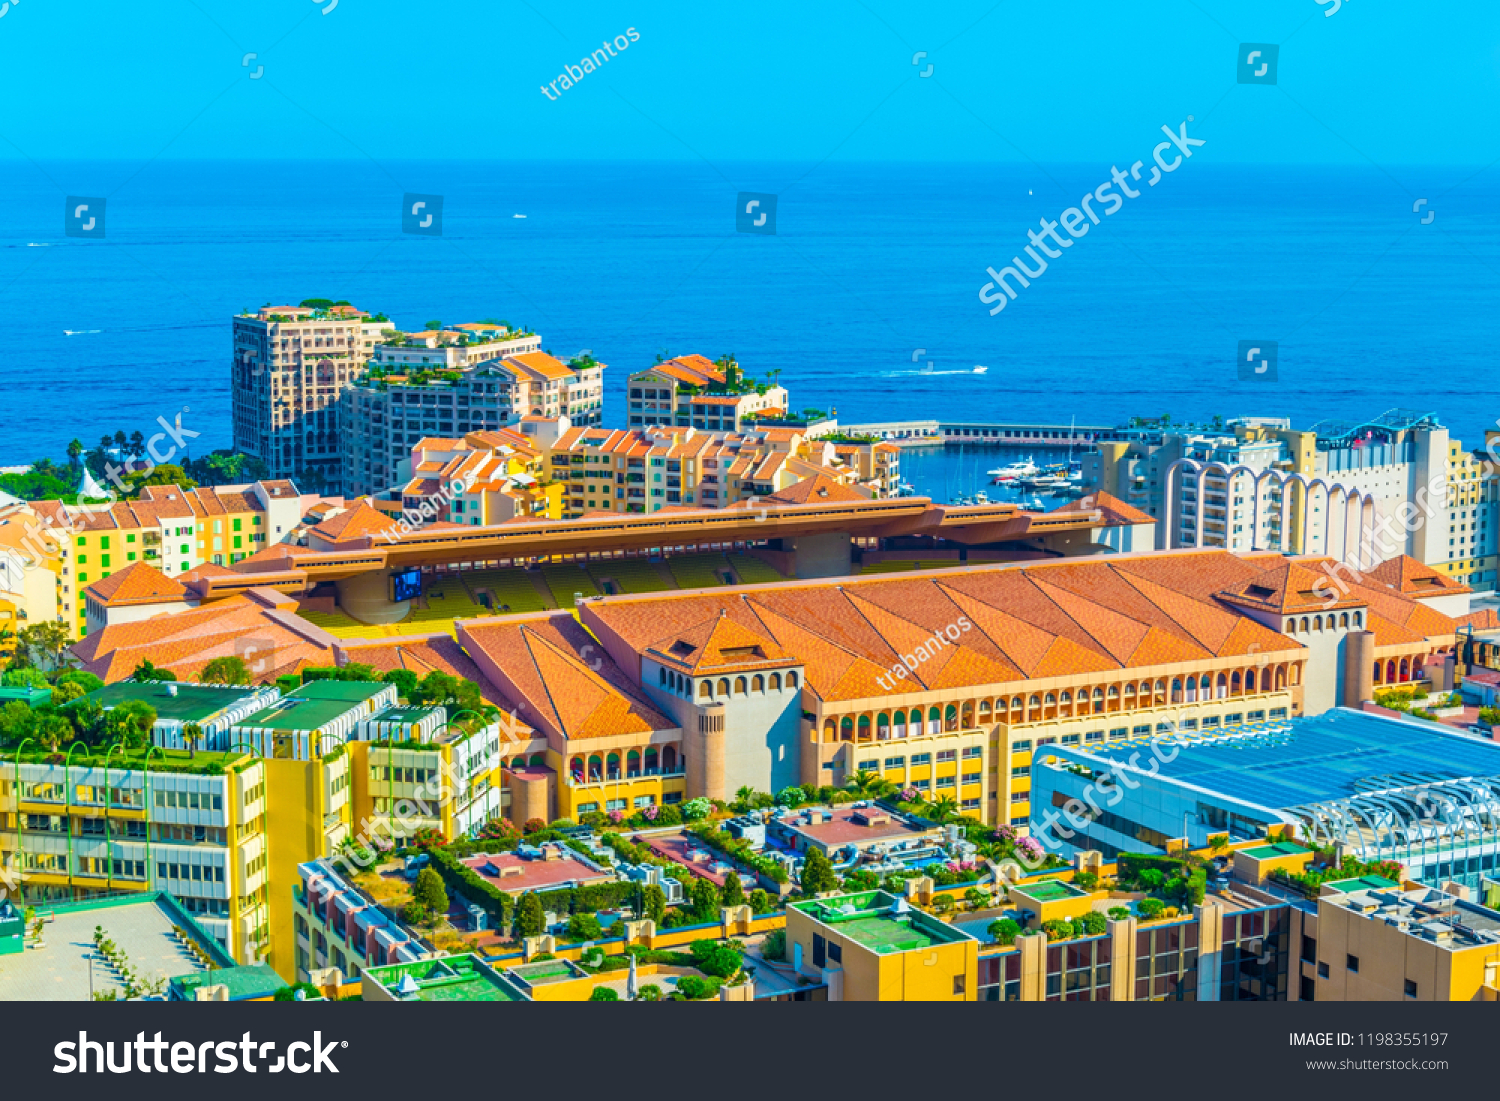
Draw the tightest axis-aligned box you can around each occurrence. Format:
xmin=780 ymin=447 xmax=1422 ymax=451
xmin=838 ymin=419 xmax=1151 ymax=446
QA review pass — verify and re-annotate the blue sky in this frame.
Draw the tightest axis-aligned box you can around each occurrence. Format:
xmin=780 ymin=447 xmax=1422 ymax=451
xmin=0 ymin=0 xmax=1497 ymax=166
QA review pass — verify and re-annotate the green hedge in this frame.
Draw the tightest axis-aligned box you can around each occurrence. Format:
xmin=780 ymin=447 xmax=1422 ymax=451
xmin=535 ymin=879 xmax=640 ymax=917
xmin=1116 ymin=853 xmax=1187 ymax=884
xmin=426 ymin=846 xmax=515 ymax=931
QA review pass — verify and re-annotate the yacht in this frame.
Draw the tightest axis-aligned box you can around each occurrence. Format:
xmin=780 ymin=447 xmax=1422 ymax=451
xmin=988 ymin=456 xmax=1038 ymax=482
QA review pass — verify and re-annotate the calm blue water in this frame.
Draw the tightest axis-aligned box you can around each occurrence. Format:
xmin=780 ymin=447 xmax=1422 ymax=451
xmin=4 ymin=159 xmax=1497 ymax=479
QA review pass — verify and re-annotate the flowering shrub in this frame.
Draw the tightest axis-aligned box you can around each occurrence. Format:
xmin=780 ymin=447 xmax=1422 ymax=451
xmin=900 ymin=788 xmax=918 ymax=802
xmin=682 ymin=798 xmax=713 ymax=822
xmin=642 ymin=804 xmax=659 ymax=821
xmin=608 ymin=809 xmax=625 ymax=824
xmin=1015 ymin=836 xmax=1044 ymax=862
xmin=993 ymin=826 xmax=1016 ymax=843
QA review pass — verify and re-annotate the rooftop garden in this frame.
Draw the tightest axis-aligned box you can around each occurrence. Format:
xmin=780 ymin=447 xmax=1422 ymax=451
xmin=1375 ymin=686 xmax=1459 ymax=721
xmin=1267 ymin=847 xmax=1404 ymax=898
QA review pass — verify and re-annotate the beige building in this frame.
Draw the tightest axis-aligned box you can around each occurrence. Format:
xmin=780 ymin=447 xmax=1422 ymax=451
xmin=232 ymin=303 xmax=392 ymax=494
xmin=544 ymin=423 xmax=883 ymax=518
xmin=627 ymin=354 xmax=789 ymax=431
xmin=0 ymin=503 xmax=62 ymax=661
xmin=341 ymin=349 xmax=600 ymax=498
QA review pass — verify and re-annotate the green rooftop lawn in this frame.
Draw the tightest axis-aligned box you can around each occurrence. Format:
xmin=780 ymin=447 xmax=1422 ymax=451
xmin=80 ymin=681 xmax=266 ymax=724
xmin=7 ymin=743 xmax=251 ymax=776
xmin=1244 ymin=842 xmax=1311 ymax=860
xmin=1019 ymin=879 xmax=1086 ymax=901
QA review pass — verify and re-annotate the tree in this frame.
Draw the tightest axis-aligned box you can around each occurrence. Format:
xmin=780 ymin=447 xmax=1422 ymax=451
xmin=1 ymin=668 xmax=49 ymax=689
xmin=12 ymin=621 xmax=71 ymax=672
xmin=689 ymin=938 xmax=743 ymax=979
xmin=51 ymin=680 xmax=86 ymax=705
xmin=589 ymin=986 xmax=619 ymax=1001
xmin=109 ymin=700 xmax=157 ymax=750
xmin=688 ymin=876 xmax=721 ymax=920
xmin=382 ymin=669 xmax=421 ymax=701
xmin=513 ymin=893 xmax=545 ymax=938
xmin=413 ymin=867 xmax=449 ymax=916
xmin=748 ymin=888 xmax=771 ymax=914
xmin=640 ymin=883 xmax=666 ymax=926
xmin=66 ymin=439 xmax=84 ymax=470
xmin=964 ymin=886 xmax=990 ymax=911
xmin=799 ymin=847 xmax=839 ymax=895
xmin=1080 ymin=910 xmax=1108 ymax=936
xmin=636 ymin=984 xmax=662 ymax=1001
xmin=182 ymin=722 xmax=204 ymax=758
xmin=55 ymin=670 xmax=103 ymax=695
xmin=130 ymin=659 xmax=175 ymax=683
xmin=566 ymin=912 xmax=603 ymax=941
xmin=721 ymin=870 xmax=746 ymax=908
xmin=0 ymin=700 xmax=38 ymax=746
xmin=929 ymin=795 xmax=959 ymax=822
xmin=200 ymin=656 xmax=252 ymax=685
xmin=128 ymin=431 xmax=146 ymax=459
xmin=932 ymin=893 xmax=955 ymax=915
xmin=988 ymin=918 xmax=1021 ymax=946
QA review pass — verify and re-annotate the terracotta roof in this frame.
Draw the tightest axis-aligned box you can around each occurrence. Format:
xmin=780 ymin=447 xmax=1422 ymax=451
xmin=582 ymin=551 xmax=1315 ymax=703
xmin=459 ymin=614 xmax=674 ymax=744
xmin=1050 ymin=490 xmax=1155 ymax=526
xmin=309 ymin=499 xmax=399 ymax=543
xmin=765 ymin=473 xmax=867 ymax=505
xmin=84 ymin=562 xmax=189 ymax=607
xmin=1366 ymin=555 xmax=1472 ymax=597
xmin=70 ymin=591 xmax=337 ymax=683
xmin=1215 ymin=561 xmax=1365 ymax=614
xmin=647 ymin=611 xmax=798 ymax=674
xmin=505 ymin=351 xmax=576 ymax=381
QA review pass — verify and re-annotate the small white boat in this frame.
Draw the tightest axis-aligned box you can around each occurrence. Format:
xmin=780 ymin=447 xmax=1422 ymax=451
xmin=63 ymin=329 xmax=101 ymax=335
xmin=513 ymin=214 xmax=527 ymax=219
xmin=974 ymin=491 xmax=990 ymax=504
xmin=972 ymin=365 xmax=988 ymax=375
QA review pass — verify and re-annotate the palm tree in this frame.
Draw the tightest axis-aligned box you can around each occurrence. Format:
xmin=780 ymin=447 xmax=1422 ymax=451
xmin=845 ymin=769 xmax=883 ymax=797
xmin=930 ymin=795 xmax=959 ymax=822
xmin=182 ymin=722 xmax=203 ymax=759
xmin=67 ymin=439 xmax=84 ymax=470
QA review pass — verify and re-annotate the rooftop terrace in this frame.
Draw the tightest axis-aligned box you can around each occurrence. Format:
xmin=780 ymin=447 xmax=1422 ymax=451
xmin=80 ymin=681 xmax=272 ymax=724
xmin=365 ymin=955 xmax=525 ymax=1002
xmin=0 ymin=893 xmax=232 ymax=1001
xmin=793 ymin=890 xmax=974 ymax=954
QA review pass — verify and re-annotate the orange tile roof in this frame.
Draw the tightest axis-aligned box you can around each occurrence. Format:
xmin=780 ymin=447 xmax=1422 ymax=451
xmin=582 ymin=551 xmax=1320 ymax=703
xmin=505 ymin=351 xmax=576 ymax=381
xmin=309 ymin=499 xmax=399 ymax=543
xmin=459 ymin=614 xmax=674 ymax=744
xmin=765 ymin=473 xmax=867 ymax=505
xmin=84 ymin=562 xmax=188 ymax=607
xmin=1050 ymin=490 xmax=1155 ymax=526
xmin=70 ymin=590 xmax=337 ymax=683
xmin=1216 ymin=561 xmax=1366 ymax=614
xmin=1366 ymin=555 xmax=1472 ymax=597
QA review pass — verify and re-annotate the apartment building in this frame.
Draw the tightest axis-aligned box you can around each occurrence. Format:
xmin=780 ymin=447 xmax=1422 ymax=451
xmin=0 ymin=503 xmax=62 ymax=661
xmin=543 ymin=423 xmax=877 ymax=519
xmin=397 ymin=430 xmax=563 ymax=527
xmin=1087 ymin=411 xmax=1480 ymax=580
xmin=627 ymin=354 xmax=789 ymax=431
xmin=341 ymin=349 xmax=600 ymax=498
xmin=32 ymin=480 xmax=304 ymax=638
xmin=231 ymin=303 xmax=393 ymax=494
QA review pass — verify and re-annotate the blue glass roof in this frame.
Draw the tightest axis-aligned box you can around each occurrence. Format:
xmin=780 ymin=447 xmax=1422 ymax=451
xmin=1074 ymin=710 xmax=1500 ymax=811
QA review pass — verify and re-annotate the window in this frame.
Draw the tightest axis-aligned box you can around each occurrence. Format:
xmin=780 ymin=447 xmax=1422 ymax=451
xmin=884 ymin=757 xmax=905 ymax=769
xmin=1317 ymin=961 xmax=1329 ymax=979
xmin=1011 ymin=740 xmax=1032 ymax=753
xmin=953 ymin=974 xmax=966 ymax=996
xmin=1346 ymin=954 xmax=1359 ymax=974
xmin=1404 ymin=979 xmax=1417 ymax=998
xmin=910 ymin=753 xmax=931 ymax=766
xmin=1300 ymin=935 xmax=1316 ymax=964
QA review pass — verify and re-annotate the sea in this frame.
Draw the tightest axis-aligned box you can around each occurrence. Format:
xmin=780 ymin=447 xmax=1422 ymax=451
xmin=3 ymin=158 xmax=1498 ymax=504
